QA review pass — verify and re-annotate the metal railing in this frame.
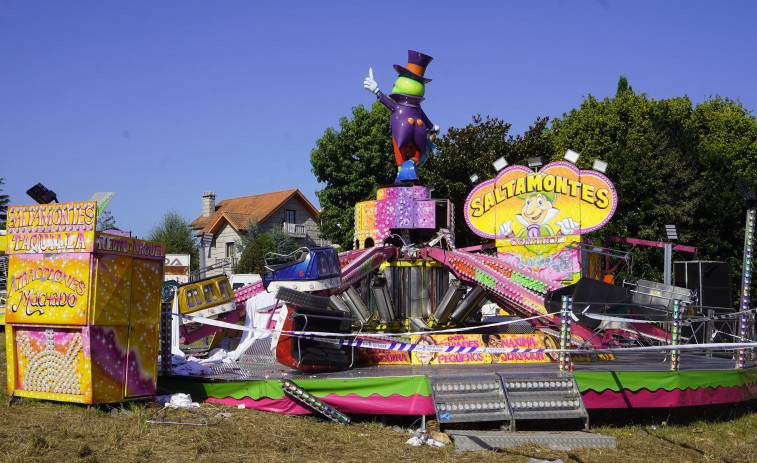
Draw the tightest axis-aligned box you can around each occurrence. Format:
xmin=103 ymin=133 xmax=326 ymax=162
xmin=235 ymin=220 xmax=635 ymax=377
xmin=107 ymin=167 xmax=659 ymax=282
xmin=282 ymin=222 xmax=306 ymax=237
xmin=188 ymin=257 xmax=235 ymax=281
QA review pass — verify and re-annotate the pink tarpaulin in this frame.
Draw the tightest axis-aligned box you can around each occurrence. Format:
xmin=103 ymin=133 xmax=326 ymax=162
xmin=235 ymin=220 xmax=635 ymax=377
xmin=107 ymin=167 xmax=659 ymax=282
xmin=207 ymin=393 xmax=435 ymax=415
xmin=582 ymin=385 xmax=749 ymax=409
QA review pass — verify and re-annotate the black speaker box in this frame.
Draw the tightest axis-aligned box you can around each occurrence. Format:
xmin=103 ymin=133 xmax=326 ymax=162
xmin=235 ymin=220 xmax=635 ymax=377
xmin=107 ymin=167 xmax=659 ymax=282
xmin=544 ymin=278 xmax=633 ymax=329
xmin=674 ymin=261 xmax=732 ymax=309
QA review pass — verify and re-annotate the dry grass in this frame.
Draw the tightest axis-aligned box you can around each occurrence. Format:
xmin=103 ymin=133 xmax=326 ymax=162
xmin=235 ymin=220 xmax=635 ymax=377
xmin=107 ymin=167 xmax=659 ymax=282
xmin=1 ymin=328 xmax=757 ymax=462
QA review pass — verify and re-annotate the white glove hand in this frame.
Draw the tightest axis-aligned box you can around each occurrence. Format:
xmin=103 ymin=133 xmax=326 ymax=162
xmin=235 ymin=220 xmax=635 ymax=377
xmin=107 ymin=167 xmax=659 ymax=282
xmin=363 ymin=67 xmax=379 ymax=95
xmin=430 ymin=124 xmax=440 ymax=135
xmin=556 ymin=217 xmax=580 ymax=235
xmin=498 ymin=219 xmax=513 ymax=237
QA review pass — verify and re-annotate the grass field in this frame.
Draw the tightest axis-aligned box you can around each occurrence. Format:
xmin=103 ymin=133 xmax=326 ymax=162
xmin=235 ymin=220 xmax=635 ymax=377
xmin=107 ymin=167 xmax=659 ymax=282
xmin=1 ymin=329 xmax=757 ymax=463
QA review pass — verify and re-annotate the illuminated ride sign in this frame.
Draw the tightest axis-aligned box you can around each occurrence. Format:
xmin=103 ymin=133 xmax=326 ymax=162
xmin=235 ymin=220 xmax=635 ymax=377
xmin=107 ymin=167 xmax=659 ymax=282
xmin=464 ymin=161 xmax=617 ymax=282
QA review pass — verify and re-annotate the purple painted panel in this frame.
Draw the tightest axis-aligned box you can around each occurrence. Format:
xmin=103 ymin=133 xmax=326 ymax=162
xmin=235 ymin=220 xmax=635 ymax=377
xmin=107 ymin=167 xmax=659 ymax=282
xmin=414 ymin=201 xmax=436 ymax=229
xmin=412 ymin=186 xmax=431 ymax=200
xmin=392 ymin=198 xmax=414 ymax=228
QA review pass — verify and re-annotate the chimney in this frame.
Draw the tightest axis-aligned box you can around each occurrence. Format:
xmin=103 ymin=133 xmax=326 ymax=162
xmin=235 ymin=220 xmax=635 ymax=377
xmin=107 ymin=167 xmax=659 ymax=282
xmin=202 ymin=190 xmax=216 ymax=217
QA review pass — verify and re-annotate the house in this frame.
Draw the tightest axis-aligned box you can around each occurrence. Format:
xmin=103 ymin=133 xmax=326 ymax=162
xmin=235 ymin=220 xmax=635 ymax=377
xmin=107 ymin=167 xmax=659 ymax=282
xmin=190 ymin=189 xmax=329 ymax=276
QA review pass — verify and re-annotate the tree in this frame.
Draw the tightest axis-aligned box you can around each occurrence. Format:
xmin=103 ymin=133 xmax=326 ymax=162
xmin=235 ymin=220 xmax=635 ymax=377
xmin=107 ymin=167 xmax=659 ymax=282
xmin=424 ymin=115 xmax=551 ymax=247
xmin=235 ymin=220 xmax=261 ymax=254
xmin=233 ymin=226 xmax=298 ymax=275
xmin=147 ymin=210 xmax=199 ymax=270
xmin=234 ymin=233 xmax=274 ymax=275
xmin=311 ymin=101 xmax=396 ymax=249
xmin=616 ymin=76 xmax=633 ymax=95
xmin=0 ymin=178 xmax=9 ymax=230
xmin=547 ymin=84 xmax=757 ymax=289
xmin=96 ymin=209 xmax=117 ymax=231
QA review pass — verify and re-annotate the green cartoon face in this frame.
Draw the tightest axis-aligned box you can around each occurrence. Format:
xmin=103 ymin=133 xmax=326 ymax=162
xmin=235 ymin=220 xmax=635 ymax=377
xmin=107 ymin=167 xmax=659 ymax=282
xmin=391 ymin=76 xmax=425 ymax=97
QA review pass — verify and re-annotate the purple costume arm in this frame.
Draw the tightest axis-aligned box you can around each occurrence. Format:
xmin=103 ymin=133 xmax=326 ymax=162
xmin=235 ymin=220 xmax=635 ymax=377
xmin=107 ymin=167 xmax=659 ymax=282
xmin=377 ymin=91 xmax=398 ymax=112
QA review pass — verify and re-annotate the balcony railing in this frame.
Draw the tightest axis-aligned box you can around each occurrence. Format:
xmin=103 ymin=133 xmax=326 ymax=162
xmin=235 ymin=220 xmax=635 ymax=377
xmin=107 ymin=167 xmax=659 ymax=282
xmin=282 ymin=222 xmax=306 ymax=238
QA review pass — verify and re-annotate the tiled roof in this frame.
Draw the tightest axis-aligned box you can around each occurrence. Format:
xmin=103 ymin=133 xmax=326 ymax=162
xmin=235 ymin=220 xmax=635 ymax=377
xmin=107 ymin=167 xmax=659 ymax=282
xmin=190 ymin=189 xmax=319 ymax=234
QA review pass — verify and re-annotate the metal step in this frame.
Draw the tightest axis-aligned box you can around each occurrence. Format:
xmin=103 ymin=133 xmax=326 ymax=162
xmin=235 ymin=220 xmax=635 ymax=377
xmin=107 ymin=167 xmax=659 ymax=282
xmin=428 ymin=373 xmax=512 ymax=429
xmin=428 ymin=371 xmax=589 ymax=432
xmin=448 ymin=430 xmax=617 ymax=452
xmin=499 ymin=371 xmax=589 ymax=430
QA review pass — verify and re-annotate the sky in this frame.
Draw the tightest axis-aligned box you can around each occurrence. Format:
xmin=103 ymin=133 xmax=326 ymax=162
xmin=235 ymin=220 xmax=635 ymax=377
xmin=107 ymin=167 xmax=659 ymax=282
xmin=2 ymin=1 xmax=756 ymax=239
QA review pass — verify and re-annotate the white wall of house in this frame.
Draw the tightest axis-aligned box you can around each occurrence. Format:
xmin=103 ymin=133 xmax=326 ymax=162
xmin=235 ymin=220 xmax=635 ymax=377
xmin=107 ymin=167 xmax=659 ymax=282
xmin=204 ymin=222 xmax=243 ymax=277
xmin=197 ymin=197 xmax=331 ymax=279
xmin=263 ymin=197 xmax=326 ymax=247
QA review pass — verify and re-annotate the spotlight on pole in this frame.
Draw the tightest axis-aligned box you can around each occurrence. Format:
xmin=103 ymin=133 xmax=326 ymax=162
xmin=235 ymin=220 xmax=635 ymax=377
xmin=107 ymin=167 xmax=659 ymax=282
xmin=665 ymin=224 xmax=678 ymax=241
xmin=470 ymin=174 xmax=479 ymax=184
xmin=527 ymin=156 xmax=544 ymax=170
xmin=564 ymin=149 xmax=580 ymax=164
xmin=26 ymin=183 xmax=58 ymax=204
xmin=592 ymin=159 xmax=608 ymax=174
xmin=492 ymin=156 xmax=508 ymax=172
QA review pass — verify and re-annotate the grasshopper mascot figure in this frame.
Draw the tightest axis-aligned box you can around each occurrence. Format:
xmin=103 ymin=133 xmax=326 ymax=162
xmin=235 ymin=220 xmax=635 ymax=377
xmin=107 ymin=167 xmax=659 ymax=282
xmin=363 ymin=50 xmax=440 ymax=183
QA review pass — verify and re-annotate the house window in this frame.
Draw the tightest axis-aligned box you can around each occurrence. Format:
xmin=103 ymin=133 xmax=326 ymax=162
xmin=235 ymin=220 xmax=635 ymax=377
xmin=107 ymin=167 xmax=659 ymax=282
xmin=286 ymin=209 xmax=296 ymax=224
xmin=225 ymin=242 xmax=236 ymax=258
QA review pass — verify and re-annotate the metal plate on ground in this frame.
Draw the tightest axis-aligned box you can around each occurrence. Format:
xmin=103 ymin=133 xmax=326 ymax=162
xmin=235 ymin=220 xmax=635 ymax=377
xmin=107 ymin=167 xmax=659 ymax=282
xmin=448 ymin=430 xmax=617 ymax=452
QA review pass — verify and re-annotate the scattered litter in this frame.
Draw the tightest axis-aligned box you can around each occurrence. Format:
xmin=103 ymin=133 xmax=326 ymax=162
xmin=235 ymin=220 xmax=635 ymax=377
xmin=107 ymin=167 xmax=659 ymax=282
xmin=107 ymin=407 xmax=134 ymax=418
xmin=405 ymin=428 xmax=446 ymax=447
xmin=430 ymin=432 xmax=451 ymax=444
xmin=161 ymin=353 xmax=214 ymax=376
xmin=198 ymin=348 xmax=236 ymax=365
xmin=173 ymin=358 xmax=213 ymax=376
xmin=406 ymin=436 xmax=424 ymax=447
xmin=147 ymin=393 xmax=227 ymax=426
xmin=157 ymin=393 xmax=200 ymax=409
xmin=237 ymin=404 xmax=246 ymax=409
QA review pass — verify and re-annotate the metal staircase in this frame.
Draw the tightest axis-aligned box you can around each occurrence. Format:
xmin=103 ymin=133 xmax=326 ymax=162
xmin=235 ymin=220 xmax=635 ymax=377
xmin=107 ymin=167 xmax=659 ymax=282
xmin=427 ymin=371 xmax=615 ymax=452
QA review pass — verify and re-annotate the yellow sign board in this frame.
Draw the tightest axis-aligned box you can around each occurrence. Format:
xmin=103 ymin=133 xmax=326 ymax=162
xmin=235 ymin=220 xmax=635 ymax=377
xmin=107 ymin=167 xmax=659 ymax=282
xmin=5 ymin=201 xmax=97 ymax=254
xmin=465 ymin=161 xmax=617 ymax=239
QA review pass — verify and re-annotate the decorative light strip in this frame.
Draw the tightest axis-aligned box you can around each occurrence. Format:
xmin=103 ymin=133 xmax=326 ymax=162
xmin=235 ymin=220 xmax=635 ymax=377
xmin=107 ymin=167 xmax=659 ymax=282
xmin=510 ymin=399 xmax=581 ymax=410
xmin=437 ymin=401 xmax=506 ymax=412
xmin=738 ymin=208 xmax=755 ymax=368
xmin=280 ymin=379 xmax=350 ymax=425
xmin=559 ymin=296 xmax=573 ymax=371
xmin=7 ymin=202 xmax=97 ymax=234
xmin=670 ymin=300 xmax=680 ymax=371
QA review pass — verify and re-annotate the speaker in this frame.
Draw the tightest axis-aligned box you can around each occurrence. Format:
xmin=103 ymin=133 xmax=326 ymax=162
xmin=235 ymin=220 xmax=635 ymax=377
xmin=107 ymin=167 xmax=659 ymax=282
xmin=544 ymin=278 xmax=633 ymax=329
xmin=275 ymin=304 xmax=352 ymax=372
xmin=674 ymin=261 xmax=732 ymax=309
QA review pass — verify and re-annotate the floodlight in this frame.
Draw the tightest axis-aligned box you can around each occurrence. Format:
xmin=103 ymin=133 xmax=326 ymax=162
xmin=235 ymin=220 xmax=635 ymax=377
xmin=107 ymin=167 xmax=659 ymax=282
xmin=493 ymin=156 xmax=508 ymax=172
xmin=527 ymin=156 xmax=544 ymax=169
xmin=470 ymin=174 xmax=479 ymax=184
xmin=665 ymin=225 xmax=678 ymax=241
xmin=592 ymin=159 xmax=608 ymax=174
xmin=564 ymin=149 xmax=580 ymax=164
xmin=88 ymin=192 xmax=115 ymax=215
xmin=26 ymin=183 xmax=58 ymax=204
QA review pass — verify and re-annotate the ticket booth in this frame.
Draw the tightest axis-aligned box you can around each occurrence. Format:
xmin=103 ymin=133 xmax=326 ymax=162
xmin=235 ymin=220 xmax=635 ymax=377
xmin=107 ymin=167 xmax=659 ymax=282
xmin=4 ymin=201 xmax=165 ymax=404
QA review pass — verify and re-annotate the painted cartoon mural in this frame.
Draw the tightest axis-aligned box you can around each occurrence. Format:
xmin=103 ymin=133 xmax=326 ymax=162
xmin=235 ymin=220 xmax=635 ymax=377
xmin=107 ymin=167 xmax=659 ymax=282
xmin=465 ymin=161 xmax=617 ymax=283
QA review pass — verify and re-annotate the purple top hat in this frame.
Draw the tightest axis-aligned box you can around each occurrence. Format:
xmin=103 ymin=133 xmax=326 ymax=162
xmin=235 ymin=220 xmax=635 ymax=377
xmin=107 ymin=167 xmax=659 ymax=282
xmin=393 ymin=50 xmax=433 ymax=84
